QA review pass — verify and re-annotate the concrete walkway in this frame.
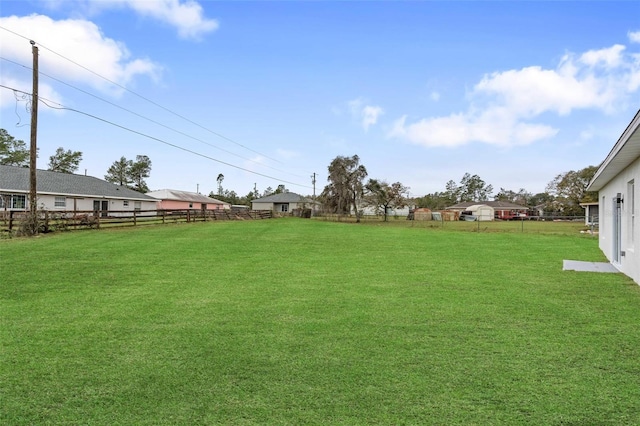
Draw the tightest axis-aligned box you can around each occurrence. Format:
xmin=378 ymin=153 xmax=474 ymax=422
xmin=563 ymin=260 xmax=619 ymax=273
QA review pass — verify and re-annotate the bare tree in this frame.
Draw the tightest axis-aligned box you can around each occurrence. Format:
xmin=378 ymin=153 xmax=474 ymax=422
xmin=216 ymin=173 xmax=224 ymax=196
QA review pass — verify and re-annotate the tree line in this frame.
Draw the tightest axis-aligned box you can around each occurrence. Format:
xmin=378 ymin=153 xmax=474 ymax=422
xmin=2 ymin=129 xmax=597 ymax=216
xmin=318 ymin=155 xmax=598 ymax=218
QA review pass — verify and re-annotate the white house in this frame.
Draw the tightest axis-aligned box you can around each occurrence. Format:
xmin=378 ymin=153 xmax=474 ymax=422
xmin=587 ymin=109 xmax=640 ymax=285
xmin=0 ymin=165 xmax=158 ymax=217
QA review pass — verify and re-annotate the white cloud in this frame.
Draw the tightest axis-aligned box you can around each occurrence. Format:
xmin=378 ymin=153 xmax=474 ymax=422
xmin=389 ymin=111 xmax=557 ymax=148
xmin=390 ymin=39 xmax=640 ymax=148
xmin=40 ymin=0 xmax=218 ymax=40
xmin=580 ymin=44 xmax=626 ymax=68
xmin=0 ymin=14 xmax=162 ymax=108
xmin=629 ymin=31 xmax=640 ymax=44
xmin=348 ymin=98 xmax=384 ymax=131
xmin=123 ymin=0 xmax=218 ymax=40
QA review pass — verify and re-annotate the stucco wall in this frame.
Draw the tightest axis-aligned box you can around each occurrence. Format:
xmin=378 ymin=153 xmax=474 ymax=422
xmin=598 ymin=156 xmax=640 ymax=285
xmin=252 ymin=202 xmax=273 ymax=211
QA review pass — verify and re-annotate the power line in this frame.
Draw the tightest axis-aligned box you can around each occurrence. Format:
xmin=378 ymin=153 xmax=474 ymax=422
xmin=0 ymin=84 xmax=312 ymax=189
xmin=0 ymin=55 xmax=308 ymax=179
xmin=0 ymin=25 xmax=291 ymax=166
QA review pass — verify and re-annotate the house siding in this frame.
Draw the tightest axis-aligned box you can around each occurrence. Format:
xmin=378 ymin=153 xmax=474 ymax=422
xmin=598 ymin=157 xmax=640 ymax=284
xmin=252 ymin=202 xmax=273 ymax=211
xmin=1 ymin=193 xmax=157 ymax=216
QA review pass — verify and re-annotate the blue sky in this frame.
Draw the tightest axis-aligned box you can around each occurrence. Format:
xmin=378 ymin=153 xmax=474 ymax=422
xmin=1 ymin=1 xmax=639 ymax=198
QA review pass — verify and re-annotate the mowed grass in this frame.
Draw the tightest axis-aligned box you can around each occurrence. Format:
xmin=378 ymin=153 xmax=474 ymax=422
xmin=2 ymin=219 xmax=640 ymax=425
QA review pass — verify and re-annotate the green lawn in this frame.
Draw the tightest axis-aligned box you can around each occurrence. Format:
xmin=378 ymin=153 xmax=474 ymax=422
xmin=2 ymin=219 xmax=639 ymax=424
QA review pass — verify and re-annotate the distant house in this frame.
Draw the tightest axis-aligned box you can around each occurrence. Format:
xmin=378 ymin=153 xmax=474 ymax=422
xmin=146 ymin=189 xmax=230 ymax=211
xmin=251 ymin=192 xmax=318 ymax=213
xmin=447 ymin=201 xmax=528 ymax=220
xmin=586 ymin=109 xmax=640 ymax=285
xmin=580 ymin=202 xmax=599 ymax=226
xmin=0 ymin=165 xmax=158 ymax=216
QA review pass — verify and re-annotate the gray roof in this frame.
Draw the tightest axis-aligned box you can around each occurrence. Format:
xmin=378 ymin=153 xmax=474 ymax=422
xmin=252 ymin=192 xmax=316 ymax=203
xmin=0 ymin=165 xmax=156 ymax=201
xmin=147 ymin=189 xmax=228 ymax=205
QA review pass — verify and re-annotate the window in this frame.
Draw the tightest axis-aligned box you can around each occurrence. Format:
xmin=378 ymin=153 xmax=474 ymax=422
xmin=11 ymin=194 xmax=26 ymax=209
xmin=280 ymin=204 xmax=288 ymax=212
xmin=189 ymin=203 xmax=193 ymax=208
xmin=54 ymin=196 xmax=66 ymax=208
xmin=134 ymin=201 xmax=141 ymax=212
xmin=123 ymin=200 xmax=129 ymax=207
xmin=0 ymin=194 xmax=26 ymax=209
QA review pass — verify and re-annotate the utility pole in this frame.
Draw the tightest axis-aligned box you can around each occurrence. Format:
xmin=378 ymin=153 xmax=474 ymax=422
xmin=311 ymin=173 xmax=316 ymax=200
xmin=29 ymin=40 xmax=39 ymax=233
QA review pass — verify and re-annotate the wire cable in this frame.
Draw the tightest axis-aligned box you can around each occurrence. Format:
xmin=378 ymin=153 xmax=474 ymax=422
xmin=0 ymin=56 xmax=308 ymax=179
xmin=0 ymin=84 xmax=312 ymax=189
xmin=0 ymin=25 xmax=293 ymax=167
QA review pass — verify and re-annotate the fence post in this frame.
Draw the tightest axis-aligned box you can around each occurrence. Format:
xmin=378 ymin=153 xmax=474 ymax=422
xmin=133 ymin=210 xmax=137 ymax=226
xmin=9 ymin=210 xmax=14 ymax=231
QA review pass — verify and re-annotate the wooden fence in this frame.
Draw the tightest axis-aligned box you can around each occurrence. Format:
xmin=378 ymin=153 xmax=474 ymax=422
xmin=0 ymin=208 xmax=273 ymax=234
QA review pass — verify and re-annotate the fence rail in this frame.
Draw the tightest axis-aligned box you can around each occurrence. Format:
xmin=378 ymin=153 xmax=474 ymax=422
xmin=0 ymin=208 xmax=273 ymax=235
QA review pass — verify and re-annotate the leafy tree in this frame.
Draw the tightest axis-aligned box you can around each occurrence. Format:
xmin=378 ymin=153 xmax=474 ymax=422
xmin=458 ymin=173 xmax=493 ymax=202
xmin=274 ymin=184 xmax=287 ymax=194
xmin=415 ymin=191 xmax=456 ymax=210
xmin=263 ymin=187 xmax=274 ymax=197
xmin=129 ymin=155 xmax=152 ymax=193
xmin=364 ymin=179 xmax=409 ymax=222
xmin=321 ymin=155 xmax=368 ymax=222
xmin=47 ymin=147 xmax=82 ymax=174
xmin=494 ymin=188 xmax=532 ymax=206
xmin=209 ymin=189 xmax=241 ymax=205
xmin=444 ymin=180 xmax=460 ymax=204
xmin=529 ymin=192 xmax=554 ymax=208
xmin=105 ymin=157 xmax=133 ymax=186
xmin=104 ymin=155 xmax=151 ymax=192
xmin=0 ymin=128 xmax=30 ymax=167
xmin=545 ymin=166 xmax=598 ymax=216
